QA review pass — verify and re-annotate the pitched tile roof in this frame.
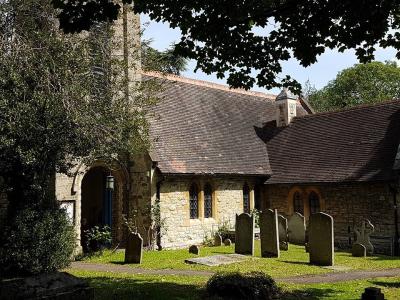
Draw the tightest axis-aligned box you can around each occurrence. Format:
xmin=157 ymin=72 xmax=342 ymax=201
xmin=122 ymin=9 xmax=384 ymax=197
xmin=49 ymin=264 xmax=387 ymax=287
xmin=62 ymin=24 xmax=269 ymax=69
xmin=145 ymin=72 xmax=308 ymax=176
xmin=265 ymin=100 xmax=400 ymax=184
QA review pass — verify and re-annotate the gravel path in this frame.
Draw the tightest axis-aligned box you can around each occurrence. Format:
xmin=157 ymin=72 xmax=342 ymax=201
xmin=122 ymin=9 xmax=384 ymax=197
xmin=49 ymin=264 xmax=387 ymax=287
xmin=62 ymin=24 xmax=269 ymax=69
xmin=69 ymin=262 xmax=400 ymax=284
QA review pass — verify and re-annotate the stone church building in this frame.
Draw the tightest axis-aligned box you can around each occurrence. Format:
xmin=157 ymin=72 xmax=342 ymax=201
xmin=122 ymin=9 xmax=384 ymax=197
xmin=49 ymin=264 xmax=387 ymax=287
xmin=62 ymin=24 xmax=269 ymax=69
xmin=55 ymin=67 xmax=400 ymax=255
xmin=2 ymin=8 xmax=397 ymax=256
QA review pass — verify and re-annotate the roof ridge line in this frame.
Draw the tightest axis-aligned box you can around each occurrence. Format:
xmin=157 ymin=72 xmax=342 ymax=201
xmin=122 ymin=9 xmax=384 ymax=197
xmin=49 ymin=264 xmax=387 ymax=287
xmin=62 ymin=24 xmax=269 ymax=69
xmin=292 ymin=99 xmax=400 ymax=120
xmin=142 ymin=71 xmax=277 ymax=100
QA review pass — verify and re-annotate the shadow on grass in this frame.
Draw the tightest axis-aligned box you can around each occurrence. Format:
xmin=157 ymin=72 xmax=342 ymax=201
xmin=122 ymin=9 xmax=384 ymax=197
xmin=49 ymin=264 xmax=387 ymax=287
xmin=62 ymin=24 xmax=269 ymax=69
xmin=84 ymin=276 xmax=204 ymax=300
xmin=280 ymin=260 xmax=310 ymax=266
xmin=368 ymin=255 xmax=400 ymax=261
xmin=280 ymin=288 xmax=337 ymax=300
xmin=369 ymin=280 xmax=400 ymax=288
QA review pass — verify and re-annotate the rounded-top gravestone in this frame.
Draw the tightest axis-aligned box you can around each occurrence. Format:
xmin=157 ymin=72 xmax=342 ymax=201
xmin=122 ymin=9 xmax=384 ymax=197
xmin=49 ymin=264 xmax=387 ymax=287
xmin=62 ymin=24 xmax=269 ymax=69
xmin=189 ymin=245 xmax=200 ymax=255
xmin=308 ymin=212 xmax=334 ymax=266
xmin=288 ymin=212 xmax=306 ymax=245
xmin=234 ymin=213 xmax=255 ymax=255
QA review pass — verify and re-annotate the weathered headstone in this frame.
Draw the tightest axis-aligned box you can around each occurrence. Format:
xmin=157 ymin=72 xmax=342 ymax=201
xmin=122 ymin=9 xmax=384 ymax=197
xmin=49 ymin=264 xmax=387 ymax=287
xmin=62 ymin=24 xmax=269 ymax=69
xmin=260 ymin=209 xmax=280 ymax=258
xmin=308 ymin=212 xmax=334 ymax=266
xmin=224 ymin=239 xmax=232 ymax=246
xmin=352 ymin=243 xmax=367 ymax=257
xmin=288 ymin=212 xmax=306 ymax=245
xmin=189 ymin=245 xmax=200 ymax=255
xmin=125 ymin=232 xmax=143 ymax=264
xmin=355 ymin=219 xmax=375 ymax=255
xmin=234 ymin=213 xmax=254 ymax=255
xmin=278 ymin=214 xmax=289 ymax=251
xmin=214 ymin=233 xmax=222 ymax=246
xmin=361 ymin=287 xmax=385 ymax=300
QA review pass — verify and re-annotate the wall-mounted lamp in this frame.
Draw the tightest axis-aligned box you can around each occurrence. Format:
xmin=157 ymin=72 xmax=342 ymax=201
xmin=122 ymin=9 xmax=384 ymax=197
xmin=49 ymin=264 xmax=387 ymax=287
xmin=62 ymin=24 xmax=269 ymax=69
xmin=106 ymin=175 xmax=114 ymax=190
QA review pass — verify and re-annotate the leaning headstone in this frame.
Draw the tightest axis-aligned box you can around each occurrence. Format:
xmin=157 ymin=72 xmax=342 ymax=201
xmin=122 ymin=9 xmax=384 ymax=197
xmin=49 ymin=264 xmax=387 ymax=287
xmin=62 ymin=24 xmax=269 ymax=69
xmin=234 ymin=213 xmax=254 ymax=255
xmin=189 ymin=245 xmax=200 ymax=255
xmin=288 ymin=212 xmax=306 ymax=245
xmin=224 ymin=239 xmax=232 ymax=246
xmin=361 ymin=287 xmax=385 ymax=300
xmin=355 ymin=219 xmax=375 ymax=255
xmin=278 ymin=214 xmax=289 ymax=251
xmin=125 ymin=232 xmax=143 ymax=264
xmin=352 ymin=243 xmax=367 ymax=257
xmin=260 ymin=209 xmax=280 ymax=258
xmin=214 ymin=233 xmax=222 ymax=246
xmin=308 ymin=212 xmax=334 ymax=266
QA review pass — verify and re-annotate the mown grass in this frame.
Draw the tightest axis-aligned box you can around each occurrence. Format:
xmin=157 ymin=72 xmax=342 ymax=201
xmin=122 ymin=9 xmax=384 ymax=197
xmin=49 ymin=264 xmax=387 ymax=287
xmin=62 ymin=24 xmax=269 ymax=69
xmin=81 ymin=241 xmax=400 ymax=278
xmin=68 ymin=270 xmax=400 ymax=300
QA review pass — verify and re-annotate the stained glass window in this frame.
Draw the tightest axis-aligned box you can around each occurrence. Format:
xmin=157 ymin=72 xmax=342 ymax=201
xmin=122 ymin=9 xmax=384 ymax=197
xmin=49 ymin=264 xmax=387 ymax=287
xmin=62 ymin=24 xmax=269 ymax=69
xmin=309 ymin=191 xmax=320 ymax=215
xmin=204 ymin=183 xmax=213 ymax=218
xmin=243 ymin=183 xmax=250 ymax=213
xmin=293 ymin=191 xmax=303 ymax=214
xmin=189 ymin=183 xmax=199 ymax=219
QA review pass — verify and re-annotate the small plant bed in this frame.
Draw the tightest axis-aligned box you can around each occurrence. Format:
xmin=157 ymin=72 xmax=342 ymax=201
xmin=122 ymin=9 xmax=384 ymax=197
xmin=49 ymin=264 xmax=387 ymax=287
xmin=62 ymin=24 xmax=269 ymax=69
xmin=67 ymin=270 xmax=400 ymax=300
xmin=80 ymin=241 xmax=400 ymax=278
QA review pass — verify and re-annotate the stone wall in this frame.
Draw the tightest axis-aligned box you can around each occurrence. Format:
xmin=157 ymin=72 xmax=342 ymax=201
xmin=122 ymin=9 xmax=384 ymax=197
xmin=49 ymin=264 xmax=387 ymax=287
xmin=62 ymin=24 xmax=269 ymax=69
xmin=159 ymin=176 xmax=259 ymax=249
xmin=264 ymin=182 xmax=399 ymax=255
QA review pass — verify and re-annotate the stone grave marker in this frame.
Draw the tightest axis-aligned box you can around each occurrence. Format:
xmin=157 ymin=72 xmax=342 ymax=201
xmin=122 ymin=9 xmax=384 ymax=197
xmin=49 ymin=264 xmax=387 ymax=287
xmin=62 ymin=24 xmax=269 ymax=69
xmin=352 ymin=243 xmax=366 ymax=257
xmin=278 ymin=214 xmax=289 ymax=251
xmin=224 ymin=239 xmax=232 ymax=246
xmin=214 ymin=233 xmax=222 ymax=246
xmin=355 ymin=219 xmax=375 ymax=255
xmin=361 ymin=287 xmax=385 ymax=300
xmin=125 ymin=232 xmax=143 ymax=264
xmin=185 ymin=254 xmax=250 ymax=266
xmin=308 ymin=212 xmax=334 ymax=266
xmin=288 ymin=212 xmax=306 ymax=245
xmin=260 ymin=209 xmax=280 ymax=258
xmin=234 ymin=213 xmax=254 ymax=255
xmin=189 ymin=245 xmax=200 ymax=255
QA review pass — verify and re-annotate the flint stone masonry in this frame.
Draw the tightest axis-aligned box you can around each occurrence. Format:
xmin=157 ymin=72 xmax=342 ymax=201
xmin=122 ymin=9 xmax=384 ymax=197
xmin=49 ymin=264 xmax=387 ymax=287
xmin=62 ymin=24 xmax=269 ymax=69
xmin=355 ymin=219 xmax=375 ymax=255
xmin=309 ymin=212 xmax=334 ymax=266
xmin=260 ymin=209 xmax=280 ymax=258
xmin=214 ymin=234 xmax=222 ymax=246
xmin=278 ymin=214 xmax=289 ymax=251
xmin=185 ymin=254 xmax=249 ymax=266
xmin=265 ymin=182 xmax=398 ymax=255
xmin=288 ymin=213 xmax=306 ymax=245
xmin=235 ymin=213 xmax=255 ymax=255
xmin=125 ymin=232 xmax=143 ymax=264
xmin=352 ymin=243 xmax=367 ymax=257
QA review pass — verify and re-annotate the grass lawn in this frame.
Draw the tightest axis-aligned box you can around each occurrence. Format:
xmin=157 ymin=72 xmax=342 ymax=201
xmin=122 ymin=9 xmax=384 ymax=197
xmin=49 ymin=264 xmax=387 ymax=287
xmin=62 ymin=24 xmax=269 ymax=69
xmin=68 ymin=270 xmax=400 ymax=300
xmin=81 ymin=241 xmax=400 ymax=278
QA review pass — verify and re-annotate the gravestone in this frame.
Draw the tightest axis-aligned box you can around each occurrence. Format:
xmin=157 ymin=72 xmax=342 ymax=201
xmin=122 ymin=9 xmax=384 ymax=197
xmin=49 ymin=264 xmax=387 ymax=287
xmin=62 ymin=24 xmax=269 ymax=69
xmin=189 ymin=245 xmax=200 ymax=255
xmin=288 ymin=212 xmax=306 ymax=245
xmin=224 ymin=239 xmax=232 ymax=246
xmin=185 ymin=254 xmax=249 ymax=266
xmin=278 ymin=214 xmax=289 ymax=251
xmin=308 ymin=212 xmax=334 ymax=266
xmin=234 ymin=213 xmax=254 ymax=255
xmin=355 ymin=219 xmax=375 ymax=255
xmin=260 ymin=209 xmax=280 ymax=258
xmin=361 ymin=287 xmax=385 ymax=300
xmin=352 ymin=243 xmax=367 ymax=257
xmin=214 ymin=233 xmax=222 ymax=246
xmin=125 ymin=232 xmax=143 ymax=264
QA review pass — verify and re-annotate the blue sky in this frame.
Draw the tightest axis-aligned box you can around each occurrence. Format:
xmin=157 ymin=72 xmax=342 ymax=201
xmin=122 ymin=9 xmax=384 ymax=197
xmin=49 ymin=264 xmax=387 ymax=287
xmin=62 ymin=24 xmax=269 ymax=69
xmin=141 ymin=15 xmax=397 ymax=94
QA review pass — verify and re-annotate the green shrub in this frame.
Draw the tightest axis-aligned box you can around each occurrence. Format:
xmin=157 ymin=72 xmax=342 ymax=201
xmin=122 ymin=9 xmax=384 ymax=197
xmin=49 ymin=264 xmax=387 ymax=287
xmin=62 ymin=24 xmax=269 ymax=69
xmin=216 ymin=220 xmax=232 ymax=241
xmin=84 ymin=225 xmax=112 ymax=253
xmin=206 ymin=271 xmax=279 ymax=300
xmin=0 ymin=206 xmax=76 ymax=276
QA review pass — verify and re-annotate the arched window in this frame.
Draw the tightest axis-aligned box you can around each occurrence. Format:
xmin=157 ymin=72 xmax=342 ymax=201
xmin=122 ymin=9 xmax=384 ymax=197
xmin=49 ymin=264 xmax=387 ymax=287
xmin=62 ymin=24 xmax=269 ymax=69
xmin=204 ymin=183 xmax=213 ymax=218
xmin=243 ymin=183 xmax=250 ymax=214
xmin=189 ymin=183 xmax=199 ymax=219
xmin=309 ymin=191 xmax=320 ymax=215
xmin=293 ymin=191 xmax=304 ymax=215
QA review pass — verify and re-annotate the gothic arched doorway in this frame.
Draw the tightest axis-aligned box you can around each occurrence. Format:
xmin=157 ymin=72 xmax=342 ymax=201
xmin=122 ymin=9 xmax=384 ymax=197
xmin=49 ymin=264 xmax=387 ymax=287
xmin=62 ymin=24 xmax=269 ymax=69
xmin=81 ymin=166 xmax=116 ymax=250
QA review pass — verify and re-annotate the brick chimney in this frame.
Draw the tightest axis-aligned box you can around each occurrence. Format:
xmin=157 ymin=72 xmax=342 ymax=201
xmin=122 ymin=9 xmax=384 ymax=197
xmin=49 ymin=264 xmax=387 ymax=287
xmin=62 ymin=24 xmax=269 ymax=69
xmin=275 ymin=88 xmax=298 ymax=127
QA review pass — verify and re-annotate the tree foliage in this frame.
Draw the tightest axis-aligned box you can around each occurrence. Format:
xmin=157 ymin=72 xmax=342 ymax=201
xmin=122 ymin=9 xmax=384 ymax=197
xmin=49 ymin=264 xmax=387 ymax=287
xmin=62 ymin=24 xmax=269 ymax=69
xmin=308 ymin=61 xmax=400 ymax=112
xmin=0 ymin=0 xmax=155 ymax=214
xmin=52 ymin=0 xmax=400 ymax=92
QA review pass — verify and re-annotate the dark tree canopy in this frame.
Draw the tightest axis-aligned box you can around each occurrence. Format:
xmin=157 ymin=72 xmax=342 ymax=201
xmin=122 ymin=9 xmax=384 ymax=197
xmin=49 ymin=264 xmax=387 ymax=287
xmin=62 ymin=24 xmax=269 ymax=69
xmin=53 ymin=1 xmax=400 ymax=92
